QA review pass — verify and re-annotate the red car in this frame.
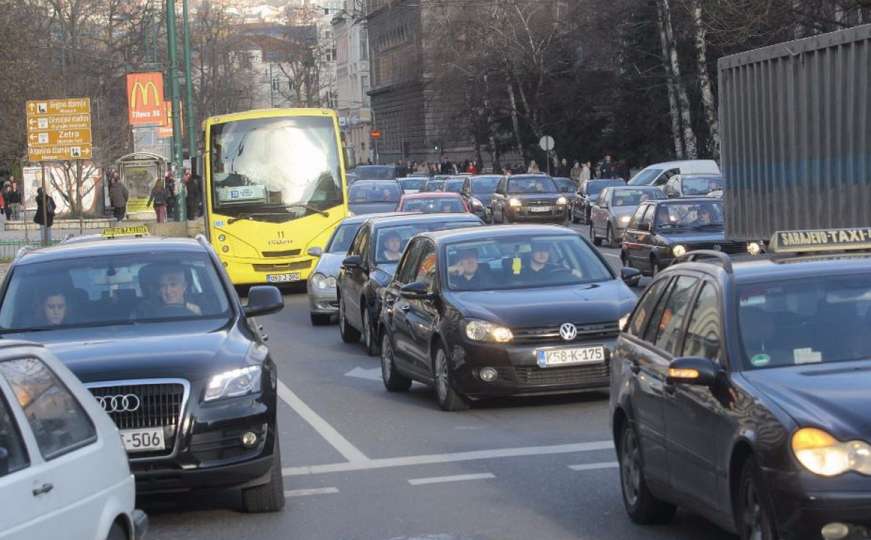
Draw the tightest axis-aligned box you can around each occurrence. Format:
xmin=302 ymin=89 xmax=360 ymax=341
xmin=397 ymin=192 xmax=470 ymax=213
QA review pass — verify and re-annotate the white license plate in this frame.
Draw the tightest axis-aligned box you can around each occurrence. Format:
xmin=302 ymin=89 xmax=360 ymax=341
xmin=529 ymin=206 xmax=552 ymax=213
xmin=537 ymin=346 xmax=606 ymax=368
xmin=267 ymin=272 xmax=300 ymax=283
xmin=120 ymin=427 xmax=166 ymax=453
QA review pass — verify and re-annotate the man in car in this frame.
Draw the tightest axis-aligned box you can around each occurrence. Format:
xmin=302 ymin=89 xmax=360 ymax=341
xmin=522 ymin=241 xmax=582 ymax=281
xmin=381 ymin=231 xmax=403 ymax=262
xmin=138 ymin=266 xmax=202 ymax=317
xmin=449 ymin=248 xmax=489 ymax=288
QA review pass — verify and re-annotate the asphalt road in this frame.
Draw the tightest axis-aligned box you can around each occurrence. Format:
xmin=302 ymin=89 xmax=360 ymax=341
xmin=145 ymin=224 xmax=735 ymax=540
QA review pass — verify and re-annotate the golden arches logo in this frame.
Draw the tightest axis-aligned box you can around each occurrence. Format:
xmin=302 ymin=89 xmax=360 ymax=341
xmin=130 ymin=81 xmax=160 ymax=109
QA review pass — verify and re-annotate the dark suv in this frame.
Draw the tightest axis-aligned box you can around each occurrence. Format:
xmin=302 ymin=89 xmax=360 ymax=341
xmin=0 ymin=235 xmax=286 ymax=512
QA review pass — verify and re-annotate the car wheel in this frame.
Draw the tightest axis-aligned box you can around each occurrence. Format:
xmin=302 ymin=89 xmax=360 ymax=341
xmin=607 ymin=224 xmax=617 ymax=248
xmin=381 ymin=333 xmax=412 ymax=392
xmin=571 ymin=206 xmax=579 ymax=223
xmin=338 ymin=296 xmax=360 ymax=343
xmin=650 ymin=258 xmax=661 ymax=277
xmin=737 ymin=457 xmax=777 ymax=540
xmin=433 ymin=345 xmax=469 ymax=411
xmin=362 ymin=304 xmax=379 ymax=356
xmin=241 ymin=437 xmax=286 ymax=513
xmin=106 ymin=523 xmax=127 ymax=540
xmin=591 ymin=224 xmax=602 ymax=246
xmin=619 ymin=421 xmax=676 ymax=524
xmin=310 ymin=313 xmax=332 ymax=326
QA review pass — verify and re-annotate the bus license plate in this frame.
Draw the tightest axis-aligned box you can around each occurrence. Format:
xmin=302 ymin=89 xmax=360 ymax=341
xmin=121 ymin=427 xmax=165 ymax=453
xmin=267 ymin=273 xmax=300 ymax=283
xmin=536 ymin=346 xmax=605 ymax=368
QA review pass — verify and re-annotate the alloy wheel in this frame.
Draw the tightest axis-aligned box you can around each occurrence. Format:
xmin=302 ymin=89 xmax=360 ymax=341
xmin=621 ymin=426 xmax=641 ymax=508
xmin=741 ymin=471 xmax=769 ymax=540
xmin=435 ymin=349 xmax=449 ymax=403
xmin=363 ymin=309 xmax=371 ymax=349
xmin=381 ymin=336 xmax=393 ymax=380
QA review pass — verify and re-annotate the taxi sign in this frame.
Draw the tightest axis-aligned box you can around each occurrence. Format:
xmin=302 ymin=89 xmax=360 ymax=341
xmin=771 ymin=228 xmax=871 ymax=253
xmin=101 ymin=225 xmax=150 ymax=239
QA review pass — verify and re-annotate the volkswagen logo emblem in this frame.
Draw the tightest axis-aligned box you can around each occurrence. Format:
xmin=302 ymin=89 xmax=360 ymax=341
xmin=95 ymin=394 xmax=141 ymax=414
xmin=559 ymin=323 xmax=578 ymax=342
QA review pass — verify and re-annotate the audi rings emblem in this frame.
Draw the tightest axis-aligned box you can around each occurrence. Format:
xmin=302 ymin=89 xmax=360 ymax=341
xmin=96 ymin=394 xmax=141 ymax=413
xmin=560 ymin=323 xmax=578 ymax=342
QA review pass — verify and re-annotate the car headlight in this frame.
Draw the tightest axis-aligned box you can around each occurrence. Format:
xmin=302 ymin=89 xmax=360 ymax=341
xmin=509 ymin=198 xmax=522 ymax=207
xmin=205 ymin=365 xmax=262 ymax=402
xmin=557 ymin=196 xmax=568 ymax=205
xmin=470 ymin=197 xmax=483 ymax=208
xmin=311 ymin=272 xmax=337 ymax=290
xmin=619 ymin=215 xmax=631 ymax=224
xmin=672 ymin=244 xmax=687 ymax=257
xmin=791 ymin=428 xmax=871 ymax=477
xmin=465 ymin=320 xmax=513 ymax=343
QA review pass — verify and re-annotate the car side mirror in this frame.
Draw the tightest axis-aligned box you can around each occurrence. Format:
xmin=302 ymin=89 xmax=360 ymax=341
xmin=620 ymin=267 xmax=642 ymax=287
xmin=307 ymin=246 xmax=323 ymax=257
xmin=342 ymin=255 xmax=362 ymax=269
xmin=400 ymin=281 xmax=433 ymax=300
xmin=0 ymin=447 xmax=8 ymax=476
xmin=667 ymin=357 xmax=720 ymax=387
xmin=244 ymin=285 xmax=285 ymax=317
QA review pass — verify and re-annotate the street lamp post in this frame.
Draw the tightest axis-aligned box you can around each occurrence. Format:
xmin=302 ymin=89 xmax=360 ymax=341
xmin=165 ymin=0 xmax=185 ymax=221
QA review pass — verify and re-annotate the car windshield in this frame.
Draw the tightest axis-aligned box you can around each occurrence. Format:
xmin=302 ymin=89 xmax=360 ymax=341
xmin=611 ymin=189 xmax=665 ymax=207
xmin=0 ymin=252 xmax=231 ymax=331
xmin=327 ymin=223 xmax=361 ymax=253
xmin=444 ymin=179 xmax=465 ymax=193
xmin=401 ymin=197 xmax=465 ymax=213
xmin=445 ymin=234 xmax=612 ymax=291
xmin=471 ymin=176 xmax=500 ymax=194
xmin=354 ymin=165 xmax=395 ymax=180
xmin=586 ymin=181 xmax=622 ymax=198
xmin=508 ymin=177 xmax=558 ymax=194
xmin=374 ymin=220 xmax=481 ymax=264
xmin=654 ymin=201 xmax=724 ymax=229
xmin=424 ymin=179 xmax=446 ymax=192
xmin=628 ymin=168 xmax=663 ymax=186
xmin=683 ymin=176 xmax=724 ymax=195
xmin=399 ymin=178 xmax=426 ymax=191
xmin=553 ymin=178 xmax=576 ymax=193
xmin=209 ymin=116 xmax=342 ymax=221
xmin=349 ymin=182 xmax=402 ymax=203
xmin=739 ymin=274 xmax=871 ymax=370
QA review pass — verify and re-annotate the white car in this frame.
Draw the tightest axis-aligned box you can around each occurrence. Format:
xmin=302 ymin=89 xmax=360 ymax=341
xmin=0 ymin=341 xmax=147 ymax=540
xmin=627 ymin=159 xmax=720 ymax=187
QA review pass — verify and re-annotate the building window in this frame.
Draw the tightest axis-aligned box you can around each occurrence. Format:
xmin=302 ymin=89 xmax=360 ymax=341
xmin=360 ymin=28 xmax=368 ymax=60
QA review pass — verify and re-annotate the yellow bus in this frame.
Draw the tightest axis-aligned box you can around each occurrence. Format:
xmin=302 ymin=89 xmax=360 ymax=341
xmin=202 ymin=108 xmax=348 ymax=285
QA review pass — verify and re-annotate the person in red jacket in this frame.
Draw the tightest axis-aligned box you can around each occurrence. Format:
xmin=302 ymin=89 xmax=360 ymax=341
xmin=466 ymin=161 xmax=478 ymax=174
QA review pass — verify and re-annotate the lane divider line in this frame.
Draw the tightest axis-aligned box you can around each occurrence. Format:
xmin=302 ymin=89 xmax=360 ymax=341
xmin=408 ymin=473 xmax=495 ymax=486
xmin=283 ymin=440 xmax=614 ymax=477
xmin=568 ymin=462 xmax=619 ymax=471
xmin=277 ymin=379 xmax=370 ymax=464
xmin=284 ymin=487 xmax=340 ymax=498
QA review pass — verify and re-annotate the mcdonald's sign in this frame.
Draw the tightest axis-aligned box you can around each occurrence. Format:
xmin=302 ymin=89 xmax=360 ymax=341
xmin=127 ymin=72 xmax=165 ymax=126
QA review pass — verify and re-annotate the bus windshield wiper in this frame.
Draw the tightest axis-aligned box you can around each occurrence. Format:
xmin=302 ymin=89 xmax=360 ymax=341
xmin=227 ymin=212 xmax=291 ymax=224
xmin=285 ymin=204 xmax=330 ymax=217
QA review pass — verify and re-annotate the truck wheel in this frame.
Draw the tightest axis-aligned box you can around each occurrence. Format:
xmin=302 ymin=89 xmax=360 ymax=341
xmin=242 ymin=438 xmax=286 ymax=513
xmin=433 ymin=346 xmax=469 ymax=412
xmin=618 ymin=421 xmax=676 ymax=524
xmin=338 ymin=296 xmax=360 ymax=343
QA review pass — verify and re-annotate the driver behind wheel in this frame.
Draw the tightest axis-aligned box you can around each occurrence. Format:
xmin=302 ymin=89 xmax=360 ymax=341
xmin=137 ymin=265 xmax=202 ymax=318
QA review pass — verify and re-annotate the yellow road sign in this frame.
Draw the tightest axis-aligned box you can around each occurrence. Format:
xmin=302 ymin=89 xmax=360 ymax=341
xmin=26 ymin=98 xmax=91 ymax=117
xmin=28 ymin=145 xmax=92 ymax=162
xmin=27 ymin=114 xmax=91 ymax=132
xmin=27 ymin=129 xmax=92 ymax=147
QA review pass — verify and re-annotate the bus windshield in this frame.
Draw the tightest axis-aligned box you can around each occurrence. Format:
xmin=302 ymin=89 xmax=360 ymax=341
xmin=209 ymin=115 xmax=343 ymax=222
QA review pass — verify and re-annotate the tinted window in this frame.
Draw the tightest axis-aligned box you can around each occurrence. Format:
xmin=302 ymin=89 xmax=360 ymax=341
xmin=424 ymin=179 xmax=446 ymax=192
xmin=0 ymin=253 xmax=231 ymax=331
xmin=414 ymin=243 xmax=437 ymax=290
xmin=628 ymin=278 xmax=672 ymax=338
xmin=652 ymin=277 xmax=699 ymax=354
xmin=585 ymin=181 xmax=620 ymax=198
xmin=354 ymin=165 xmax=395 ymax=180
xmin=738 ymin=275 xmax=871 ymax=369
xmin=349 ymin=182 xmax=401 ymax=203
xmin=683 ymin=283 xmax=722 ymax=361
xmin=399 ymin=178 xmax=426 ymax=191
xmin=553 ymin=178 xmax=576 ymax=193
xmin=396 ymin=240 xmax=423 ymax=285
xmin=682 ymin=176 xmax=724 ymax=196
xmin=327 ymin=223 xmax=362 ymax=253
xmin=471 ymin=176 xmax=500 ymax=194
xmin=0 ymin=358 xmax=96 ymax=460
xmin=373 ymin=219 xmax=481 ymax=264
xmin=444 ymin=179 xmax=465 ymax=193
xmin=445 ymin=234 xmax=613 ymax=291
xmin=507 ymin=177 xmax=558 ymax=194
xmin=0 ymin=392 xmax=29 ymax=477
xmin=401 ymin=197 xmax=465 ymax=213
xmin=653 ymin=201 xmax=723 ymax=230
xmin=611 ymin=189 xmax=665 ymax=208
xmin=628 ymin=168 xmax=663 ymax=186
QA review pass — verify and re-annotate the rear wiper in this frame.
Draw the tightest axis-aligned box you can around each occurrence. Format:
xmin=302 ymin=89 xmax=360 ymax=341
xmin=285 ymin=204 xmax=330 ymax=218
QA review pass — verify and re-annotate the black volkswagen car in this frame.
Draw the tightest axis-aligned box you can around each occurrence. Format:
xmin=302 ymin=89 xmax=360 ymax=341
xmin=337 ymin=213 xmax=483 ymax=356
xmin=379 ymin=225 xmax=640 ymax=411
xmin=621 ymin=198 xmax=745 ymax=275
xmin=491 ymin=175 xmax=571 ymax=224
xmin=610 ymin=230 xmax=871 ymax=540
xmin=0 ymin=236 xmax=286 ymax=512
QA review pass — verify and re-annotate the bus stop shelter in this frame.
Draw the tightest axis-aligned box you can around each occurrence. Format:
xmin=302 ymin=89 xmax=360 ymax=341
xmin=115 ymin=152 xmax=166 ymax=219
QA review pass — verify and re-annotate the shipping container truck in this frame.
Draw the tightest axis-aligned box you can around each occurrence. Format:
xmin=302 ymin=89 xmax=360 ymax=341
xmin=719 ymin=24 xmax=871 ymax=241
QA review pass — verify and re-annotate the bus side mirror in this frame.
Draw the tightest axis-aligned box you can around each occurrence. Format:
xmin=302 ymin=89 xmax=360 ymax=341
xmin=307 ymin=247 xmax=323 ymax=257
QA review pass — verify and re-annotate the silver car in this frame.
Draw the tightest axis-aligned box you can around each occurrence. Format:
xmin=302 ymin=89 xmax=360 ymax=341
xmin=308 ymin=213 xmax=406 ymax=325
xmin=589 ymin=186 xmax=666 ymax=247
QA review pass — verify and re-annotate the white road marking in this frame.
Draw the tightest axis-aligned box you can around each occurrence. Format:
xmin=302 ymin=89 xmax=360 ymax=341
xmin=569 ymin=461 xmax=619 ymax=471
xmin=276 ymin=379 xmax=370 ymax=464
xmin=283 ymin=440 xmax=613 ymax=477
xmin=344 ymin=366 xmax=382 ymax=381
xmin=408 ymin=473 xmax=495 ymax=486
xmin=284 ymin=487 xmax=340 ymax=498
xmin=601 ymin=252 xmax=622 ymax=261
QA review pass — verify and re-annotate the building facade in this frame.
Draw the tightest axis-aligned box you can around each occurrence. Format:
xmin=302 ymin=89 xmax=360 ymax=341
xmin=332 ymin=0 xmax=372 ymax=166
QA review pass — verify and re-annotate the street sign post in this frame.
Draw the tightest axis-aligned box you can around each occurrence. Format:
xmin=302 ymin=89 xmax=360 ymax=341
xmin=26 ymin=98 xmax=93 ymax=163
xmin=539 ymin=135 xmax=555 ymax=176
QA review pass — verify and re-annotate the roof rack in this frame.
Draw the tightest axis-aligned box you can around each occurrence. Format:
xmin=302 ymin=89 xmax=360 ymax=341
xmin=674 ymin=250 xmax=734 ymax=274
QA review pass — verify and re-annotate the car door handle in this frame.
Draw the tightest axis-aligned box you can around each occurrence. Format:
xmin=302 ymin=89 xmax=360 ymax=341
xmin=32 ymin=483 xmax=53 ymax=496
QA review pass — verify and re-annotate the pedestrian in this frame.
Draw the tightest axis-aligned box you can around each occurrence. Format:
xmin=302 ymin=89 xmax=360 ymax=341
xmin=599 ymin=154 xmax=615 ymax=178
xmin=34 ymin=187 xmax=56 ymax=243
xmin=164 ymin=173 xmax=177 ymax=220
xmin=570 ymin=161 xmax=582 ymax=181
xmin=0 ymin=183 xmax=7 ymax=221
xmin=108 ymin=173 xmax=129 ymax=222
xmin=148 ymin=177 xmax=169 ymax=223
xmin=185 ymin=172 xmax=202 ymax=219
xmin=579 ymin=161 xmax=592 ymax=183
xmin=6 ymin=178 xmax=22 ymax=221
xmin=527 ymin=160 xmax=540 ymax=173
xmin=559 ymin=158 xmax=569 ymax=177
xmin=466 ymin=161 xmax=478 ymax=174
